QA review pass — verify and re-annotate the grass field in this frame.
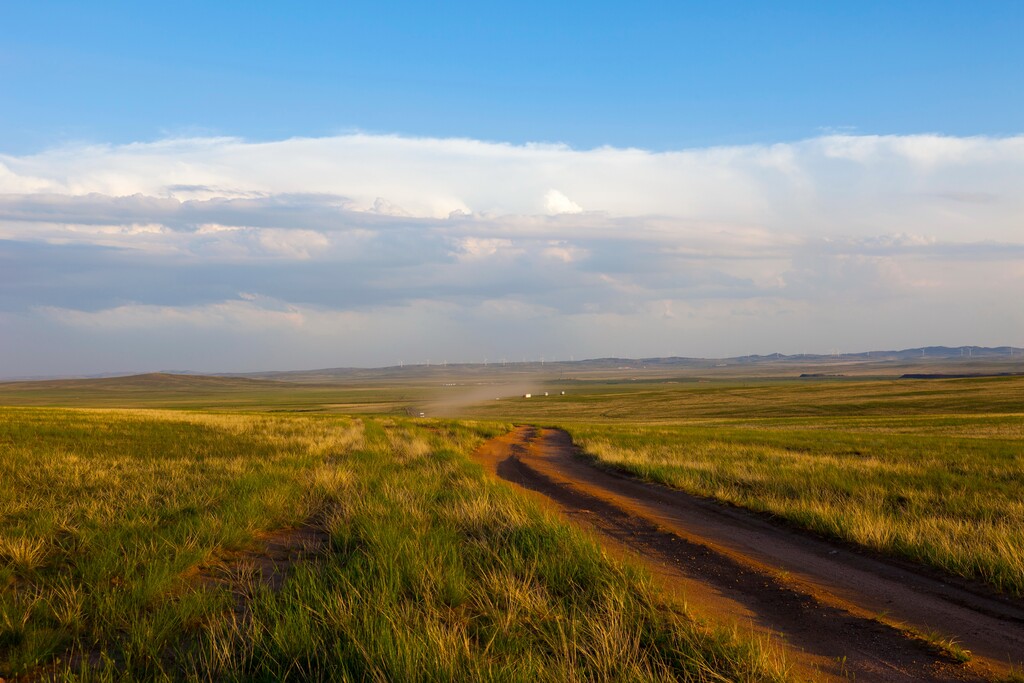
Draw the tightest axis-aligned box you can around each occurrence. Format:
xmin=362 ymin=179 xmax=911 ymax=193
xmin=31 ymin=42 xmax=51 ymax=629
xmin=464 ymin=376 xmax=1024 ymax=596
xmin=0 ymin=407 xmax=786 ymax=681
xmin=466 ymin=375 xmax=1024 ymax=421
xmin=564 ymin=416 xmax=1024 ymax=595
xmin=0 ymin=374 xmax=432 ymax=413
xmin=2 ymin=369 xmax=1022 ymax=678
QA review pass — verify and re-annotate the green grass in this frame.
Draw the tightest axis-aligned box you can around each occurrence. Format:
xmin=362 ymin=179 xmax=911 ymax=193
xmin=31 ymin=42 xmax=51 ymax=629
xmin=466 ymin=375 xmax=1024 ymax=422
xmin=915 ymin=630 xmax=972 ymax=663
xmin=456 ymin=375 xmax=1024 ymax=595
xmin=0 ymin=373 xmax=431 ymax=413
xmin=561 ymin=416 xmax=1024 ymax=595
xmin=0 ymin=408 xmax=786 ymax=681
xmin=5 ymin=372 xmax=1021 ymax=677
xmin=0 ymin=408 xmax=366 ymax=676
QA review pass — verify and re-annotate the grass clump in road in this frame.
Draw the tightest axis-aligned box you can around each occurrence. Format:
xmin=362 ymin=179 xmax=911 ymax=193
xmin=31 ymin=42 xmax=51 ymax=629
xmin=0 ymin=408 xmax=787 ymax=681
xmin=565 ymin=417 xmax=1024 ymax=595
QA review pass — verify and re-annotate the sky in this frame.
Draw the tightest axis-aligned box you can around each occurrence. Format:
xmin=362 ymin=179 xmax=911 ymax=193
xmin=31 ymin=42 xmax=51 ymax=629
xmin=1 ymin=1 xmax=1022 ymax=376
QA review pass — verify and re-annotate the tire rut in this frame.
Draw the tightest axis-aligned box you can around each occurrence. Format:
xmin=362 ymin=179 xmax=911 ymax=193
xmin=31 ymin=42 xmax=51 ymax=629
xmin=472 ymin=425 xmax=1024 ymax=682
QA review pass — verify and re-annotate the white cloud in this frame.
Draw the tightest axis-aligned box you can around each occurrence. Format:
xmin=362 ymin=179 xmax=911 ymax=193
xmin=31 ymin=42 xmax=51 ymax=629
xmin=544 ymin=189 xmax=583 ymax=215
xmin=2 ymin=131 xmax=1024 ymax=374
xmin=1 ymin=132 xmax=1021 ymax=237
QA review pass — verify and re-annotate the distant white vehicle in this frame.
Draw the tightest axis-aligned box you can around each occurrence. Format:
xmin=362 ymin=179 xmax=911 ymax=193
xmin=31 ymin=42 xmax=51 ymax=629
xmin=523 ymin=393 xmax=532 ymax=398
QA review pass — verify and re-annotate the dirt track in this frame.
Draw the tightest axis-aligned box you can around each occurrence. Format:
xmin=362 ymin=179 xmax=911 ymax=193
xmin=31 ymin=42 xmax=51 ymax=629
xmin=472 ymin=426 xmax=1024 ymax=682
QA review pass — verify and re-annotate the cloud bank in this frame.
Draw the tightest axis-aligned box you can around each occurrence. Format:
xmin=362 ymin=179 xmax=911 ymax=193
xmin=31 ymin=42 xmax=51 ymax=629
xmin=2 ymin=133 xmax=1022 ymax=375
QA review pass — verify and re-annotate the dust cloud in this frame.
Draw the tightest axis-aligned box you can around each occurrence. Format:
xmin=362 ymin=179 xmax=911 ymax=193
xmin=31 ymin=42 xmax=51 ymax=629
xmin=421 ymin=379 xmax=551 ymax=417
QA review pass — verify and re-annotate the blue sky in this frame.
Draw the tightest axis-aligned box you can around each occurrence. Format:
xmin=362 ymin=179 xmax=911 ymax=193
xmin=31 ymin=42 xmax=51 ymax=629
xmin=1 ymin=2 xmax=1023 ymax=375
xmin=3 ymin=1 xmax=1022 ymax=153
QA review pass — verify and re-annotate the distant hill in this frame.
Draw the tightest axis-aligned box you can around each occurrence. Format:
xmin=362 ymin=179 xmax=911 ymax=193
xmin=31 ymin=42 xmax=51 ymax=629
xmin=0 ymin=372 xmax=312 ymax=409
xmin=3 ymin=346 xmax=1021 ymax=384
xmin=230 ymin=346 xmax=1023 ymax=382
xmin=0 ymin=372 xmax=280 ymax=390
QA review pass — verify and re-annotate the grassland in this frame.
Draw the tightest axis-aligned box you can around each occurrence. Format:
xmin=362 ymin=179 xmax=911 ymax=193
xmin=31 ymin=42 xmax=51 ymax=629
xmin=565 ymin=416 xmax=1024 ymax=595
xmin=3 ymin=367 xmax=1022 ymax=677
xmin=0 ymin=407 xmax=785 ymax=681
xmin=467 ymin=375 xmax=1024 ymax=421
xmin=0 ymin=374 xmax=431 ymax=413
xmin=464 ymin=375 xmax=1024 ymax=596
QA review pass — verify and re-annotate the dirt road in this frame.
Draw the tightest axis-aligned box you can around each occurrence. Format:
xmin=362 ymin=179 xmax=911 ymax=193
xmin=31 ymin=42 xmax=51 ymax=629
xmin=472 ymin=426 xmax=1024 ymax=682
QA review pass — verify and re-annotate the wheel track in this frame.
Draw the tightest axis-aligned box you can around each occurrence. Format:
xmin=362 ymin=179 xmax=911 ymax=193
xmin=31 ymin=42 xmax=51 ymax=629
xmin=472 ymin=425 xmax=1024 ymax=682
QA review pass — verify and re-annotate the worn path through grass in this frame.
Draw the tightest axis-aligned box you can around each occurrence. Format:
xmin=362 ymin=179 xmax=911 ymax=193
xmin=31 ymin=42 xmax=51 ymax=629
xmin=475 ymin=426 xmax=1024 ymax=680
xmin=563 ymin=417 xmax=1024 ymax=597
xmin=461 ymin=377 xmax=1024 ymax=597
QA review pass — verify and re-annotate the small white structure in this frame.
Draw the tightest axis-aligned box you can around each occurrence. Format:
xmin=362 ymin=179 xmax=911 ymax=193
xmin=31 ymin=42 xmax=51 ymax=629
xmin=560 ymin=391 xmax=566 ymax=395
xmin=544 ymin=392 xmax=549 ymax=396
xmin=523 ymin=393 xmax=532 ymax=398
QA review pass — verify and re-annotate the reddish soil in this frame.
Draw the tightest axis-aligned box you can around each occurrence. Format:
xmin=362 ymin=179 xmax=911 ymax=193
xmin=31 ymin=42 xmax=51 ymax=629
xmin=473 ymin=426 xmax=1024 ymax=682
xmin=195 ymin=521 xmax=330 ymax=626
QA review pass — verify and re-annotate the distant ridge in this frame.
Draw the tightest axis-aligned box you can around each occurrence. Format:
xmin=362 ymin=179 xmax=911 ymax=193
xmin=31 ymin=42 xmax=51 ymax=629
xmin=234 ymin=346 xmax=1022 ymax=381
xmin=0 ymin=372 xmax=283 ymax=389
xmin=2 ymin=346 xmax=1020 ymax=382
